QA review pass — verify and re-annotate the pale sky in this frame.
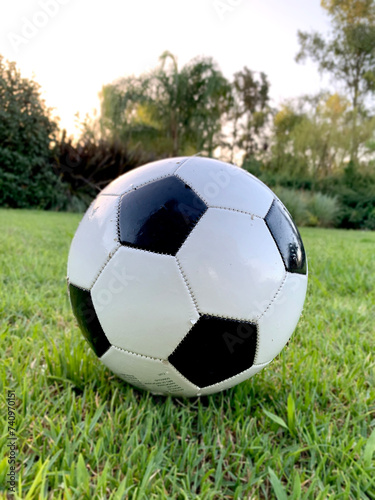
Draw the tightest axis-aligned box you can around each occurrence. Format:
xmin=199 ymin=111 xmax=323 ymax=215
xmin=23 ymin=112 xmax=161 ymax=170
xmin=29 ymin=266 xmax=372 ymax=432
xmin=0 ymin=0 xmax=332 ymax=136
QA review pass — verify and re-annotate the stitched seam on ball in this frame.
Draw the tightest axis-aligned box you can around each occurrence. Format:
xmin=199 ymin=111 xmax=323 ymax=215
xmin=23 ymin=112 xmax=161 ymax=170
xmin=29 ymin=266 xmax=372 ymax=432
xmin=102 ymin=160 xmax=188 ymax=196
xmin=175 ymin=165 xmax=274 ymax=212
xmin=173 ymin=156 xmax=195 ymax=175
xmin=119 ymin=243 xmax=178 ymax=257
xmin=108 ymin=346 xmax=200 ymax=390
xmin=166 ymin=363 xmax=201 ymax=390
xmin=198 ymin=361 xmax=270 ymax=392
xmin=209 ymin=205 xmax=264 ymax=219
xmin=109 ymin=344 xmax=164 ymax=362
xmin=90 ymin=243 xmax=121 ymax=289
xmin=115 ymin=192 xmax=124 ymax=244
xmin=174 ymin=173 xmax=211 ymax=206
xmin=252 ymin=272 xmax=287 ymax=364
xmin=190 ymin=309 xmax=258 ymax=324
xmin=175 ymin=256 xmax=201 ymax=313
xmin=206 ymin=314 xmax=257 ymax=325
xmin=264 ymin=197 xmax=276 ymax=220
xmin=174 ymin=207 xmax=208 ymax=256
xmin=115 ymin=254 xmax=200 ymax=361
xmin=113 ymin=173 xmax=176 ymax=201
xmin=257 ymin=272 xmax=287 ymax=323
xmin=167 ymin=314 xmax=258 ymax=365
xmin=178 ymin=180 xmax=210 ymax=207
xmin=117 ymin=240 xmax=194 ymax=258
xmin=128 ymin=173 xmax=175 ymax=192
xmin=264 ymin=196 xmax=275 ymax=218
xmin=171 ymin=156 xmax=192 ymax=173
xmin=67 ymin=280 xmax=90 ymax=292
xmin=175 ymin=207 xmax=209 ymax=255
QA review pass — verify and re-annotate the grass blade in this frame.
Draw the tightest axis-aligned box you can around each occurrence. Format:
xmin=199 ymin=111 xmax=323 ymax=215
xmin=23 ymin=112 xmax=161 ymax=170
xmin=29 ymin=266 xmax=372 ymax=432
xmin=287 ymin=393 xmax=296 ymax=434
xmin=268 ymin=468 xmax=288 ymax=500
xmin=363 ymin=428 xmax=375 ymax=467
xmin=263 ymin=409 xmax=288 ymax=430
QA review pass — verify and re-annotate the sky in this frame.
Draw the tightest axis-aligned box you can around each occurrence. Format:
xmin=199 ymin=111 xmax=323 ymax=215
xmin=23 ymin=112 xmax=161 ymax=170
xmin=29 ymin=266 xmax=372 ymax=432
xmin=0 ymin=0 xmax=332 ymax=136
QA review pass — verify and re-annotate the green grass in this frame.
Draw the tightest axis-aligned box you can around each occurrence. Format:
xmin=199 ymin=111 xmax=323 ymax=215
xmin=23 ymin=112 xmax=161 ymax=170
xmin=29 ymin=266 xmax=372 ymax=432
xmin=0 ymin=208 xmax=374 ymax=499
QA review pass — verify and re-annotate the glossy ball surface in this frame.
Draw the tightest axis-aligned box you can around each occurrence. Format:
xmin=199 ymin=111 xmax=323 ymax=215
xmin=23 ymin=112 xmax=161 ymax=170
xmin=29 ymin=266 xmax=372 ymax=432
xmin=67 ymin=156 xmax=308 ymax=396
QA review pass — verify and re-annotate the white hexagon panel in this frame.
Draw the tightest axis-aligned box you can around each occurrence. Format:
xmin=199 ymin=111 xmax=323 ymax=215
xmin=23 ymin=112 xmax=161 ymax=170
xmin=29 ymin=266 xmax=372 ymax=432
xmin=175 ymin=156 xmax=274 ymax=217
xmin=101 ymin=346 xmax=199 ymax=397
xmin=177 ymin=208 xmax=286 ymax=321
xmin=91 ymin=246 xmax=199 ymax=359
xmin=254 ymin=272 xmax=308 ymax=365
xmin=67 ymin=194 xmax=120 ymax=290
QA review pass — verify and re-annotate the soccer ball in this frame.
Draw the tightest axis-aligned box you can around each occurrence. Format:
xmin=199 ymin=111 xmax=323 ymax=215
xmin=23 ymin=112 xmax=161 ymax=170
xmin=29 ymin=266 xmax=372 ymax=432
xmin=67 ymin=156 xmax=307 ymax=397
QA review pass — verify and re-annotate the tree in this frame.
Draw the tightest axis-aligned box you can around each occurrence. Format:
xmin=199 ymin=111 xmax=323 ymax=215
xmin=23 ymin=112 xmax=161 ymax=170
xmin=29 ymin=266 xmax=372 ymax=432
xmin=99 ymin=52 xmax=231 ymax=157
xmin=229 ymin=68 xmax=271 ymax=164
xmin=271 ymin=102 xmax=307 ymax=176
xmin=296 ymin=0 xmax=375 ymax=162
xmin=0 ymin=55 xmax=64 ymax=208
xmin=173 ymin=54 xmax=231 ymax=156
xmin=271 ymin=92 xmax=375 ymax=178
xmin=100 ymin=75 xmax=150 ymax=144
xmin=321 ymin=0 xmax=375 ymax=26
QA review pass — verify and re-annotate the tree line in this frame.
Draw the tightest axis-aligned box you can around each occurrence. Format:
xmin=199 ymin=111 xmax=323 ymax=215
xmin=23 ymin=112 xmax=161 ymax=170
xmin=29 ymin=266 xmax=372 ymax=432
xmin=0 ymin=0 xmax=374 ymax=228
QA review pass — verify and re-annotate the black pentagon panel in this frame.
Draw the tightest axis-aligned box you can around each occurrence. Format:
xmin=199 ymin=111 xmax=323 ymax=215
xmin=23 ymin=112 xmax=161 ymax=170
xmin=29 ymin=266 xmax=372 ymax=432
xmin=69 ymin=284 xmax=110 ymax=358
xmin=168 ymin=315 xmax=257 ymax=388
xmin=118 ymin=176 xmax=207 ymax=256
xmin=265 ymin=199 xmax=307 ymax=275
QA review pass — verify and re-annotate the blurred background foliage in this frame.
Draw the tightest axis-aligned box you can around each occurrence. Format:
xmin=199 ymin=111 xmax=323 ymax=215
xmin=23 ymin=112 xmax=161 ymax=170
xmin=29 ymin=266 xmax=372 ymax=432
xmin=0 ymin=0 xmax=374 ymax=228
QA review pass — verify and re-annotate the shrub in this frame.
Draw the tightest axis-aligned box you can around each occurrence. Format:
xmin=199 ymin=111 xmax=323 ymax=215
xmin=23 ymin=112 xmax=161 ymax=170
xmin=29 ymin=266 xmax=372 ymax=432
xmin=0 ymin=56 xmax=67 ymax=209
xmin=307 ymin=192 xmax=341 ymax=228
xmin=318 ymin=166 xmax=375 ymax=230
xmin=272 ymin=187 xmax=341 ymax=228
xmin=0 ymin=148 xmax=68 ymax=209
xmin=272 ymin=186 xmax=310 ymax=226
xmin=252 ymin=160 xmax=375 ymax=230
xmin=51 ymin=135 xmax=156 ymax=211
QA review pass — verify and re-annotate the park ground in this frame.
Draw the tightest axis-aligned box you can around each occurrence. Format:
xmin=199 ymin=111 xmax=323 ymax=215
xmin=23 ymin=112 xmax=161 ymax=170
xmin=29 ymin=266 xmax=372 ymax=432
xmin=0 ymin=209 xmax=374 ymax=499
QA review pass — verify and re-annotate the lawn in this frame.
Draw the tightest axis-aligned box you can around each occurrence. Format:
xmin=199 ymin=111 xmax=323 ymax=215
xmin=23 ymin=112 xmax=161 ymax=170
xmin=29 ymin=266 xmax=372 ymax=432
xmin=0 ymin=209 xmax=374 ymax=499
